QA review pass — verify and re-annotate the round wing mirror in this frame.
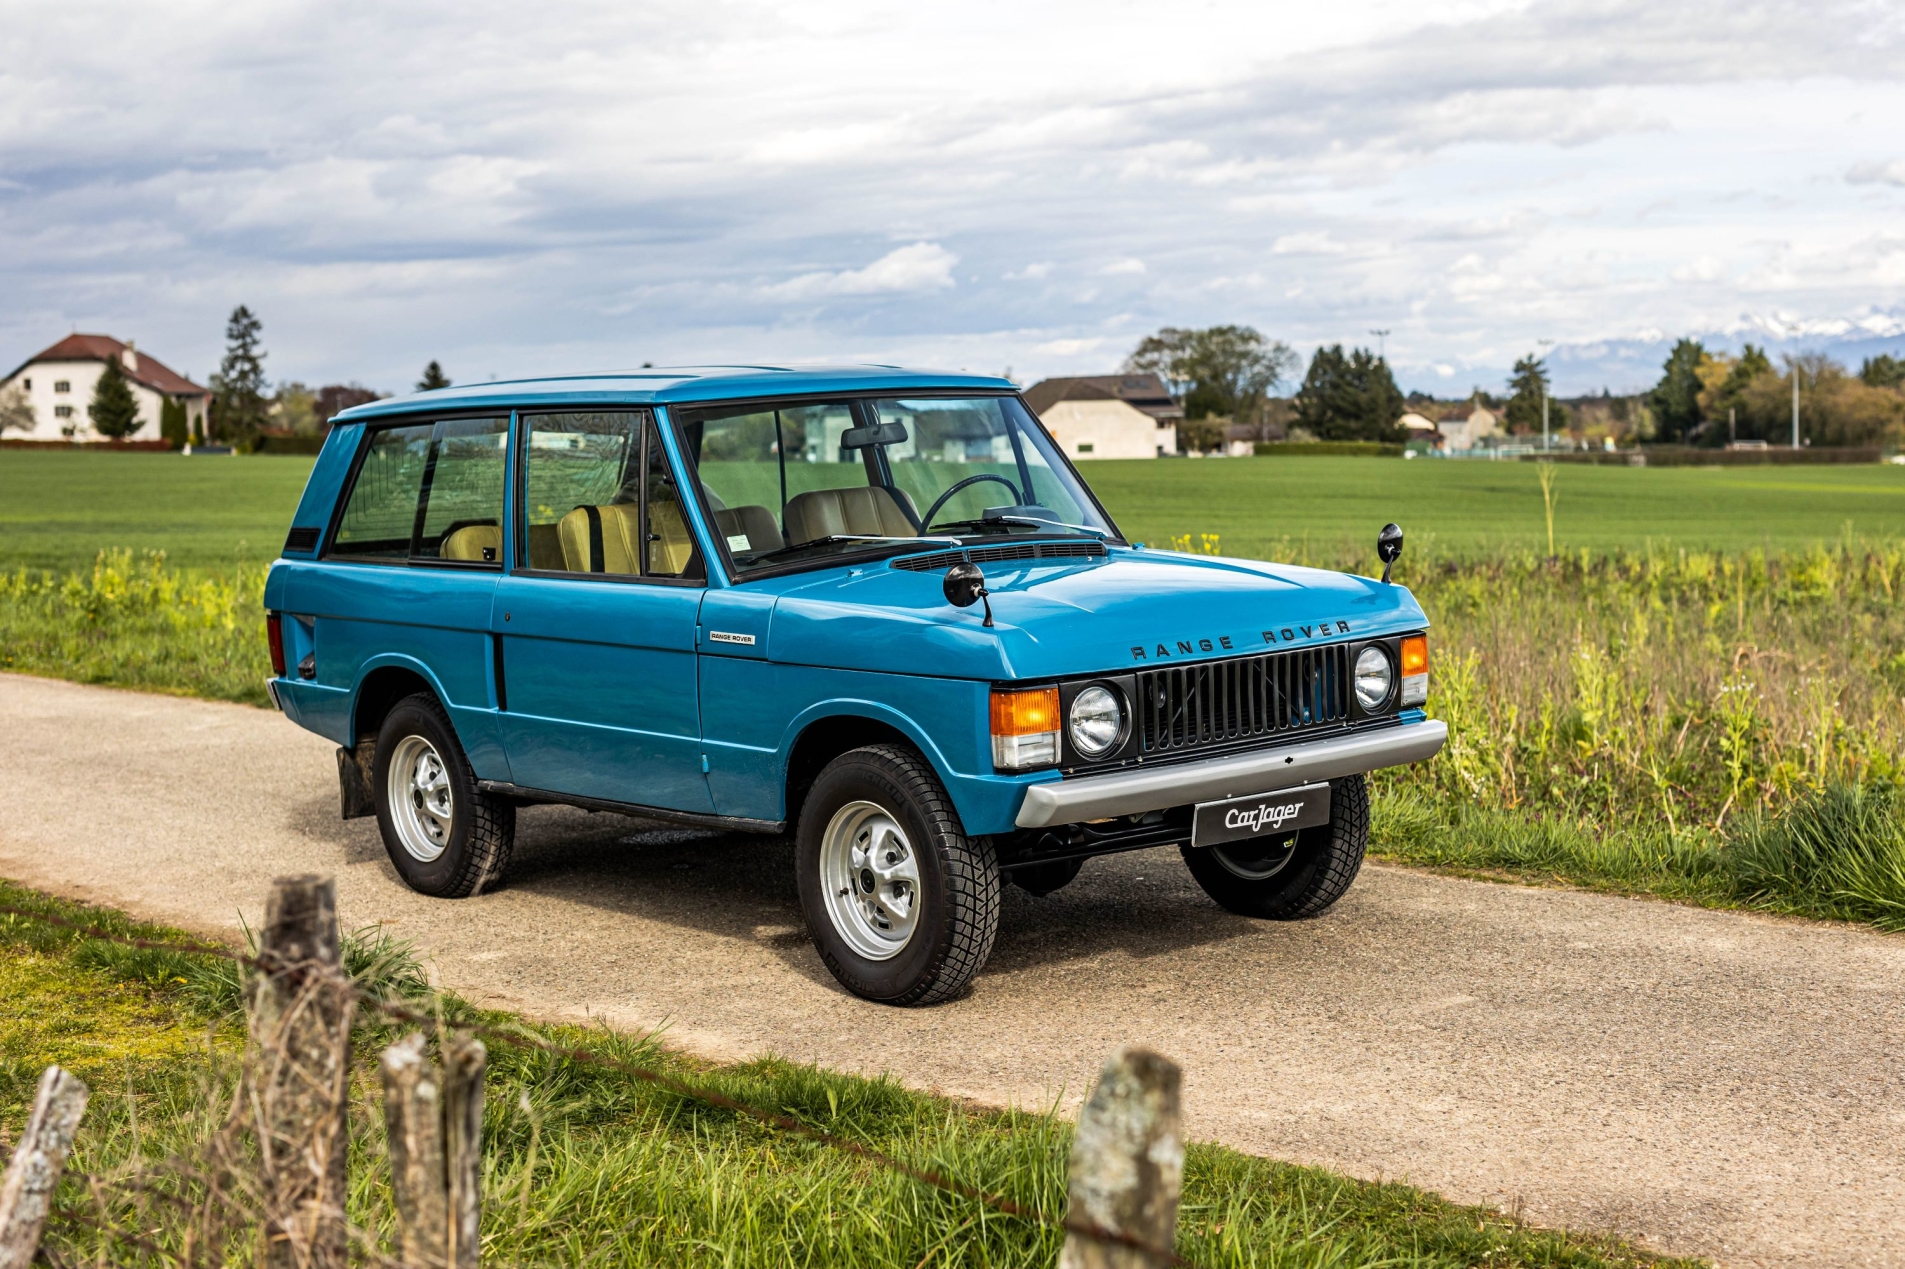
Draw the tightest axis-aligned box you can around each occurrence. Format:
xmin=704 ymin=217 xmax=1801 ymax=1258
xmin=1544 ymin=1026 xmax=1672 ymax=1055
xmin=943 ymin=561 xmax=986 ymax=607
xmin=1377 ymin=522 xmax=1404 ymax=583
xmin=942 ymin=561 xmax=995 ymax=627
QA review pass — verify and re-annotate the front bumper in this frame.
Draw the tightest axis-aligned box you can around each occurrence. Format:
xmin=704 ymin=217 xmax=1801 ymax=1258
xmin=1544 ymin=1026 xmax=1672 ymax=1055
xmin=1013 ymin=718 xmax=1448 ymax=829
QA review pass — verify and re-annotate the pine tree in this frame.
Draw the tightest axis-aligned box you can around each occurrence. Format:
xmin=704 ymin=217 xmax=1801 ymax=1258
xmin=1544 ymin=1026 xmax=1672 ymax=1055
xmin=1648 ymin=339 xmax=1706 ymax=443
xmin=211 ymin=305 xmax=269 ymax=448
xmin=1504 ymin=354 xmax=1550 ymax=434
xmin=1291 ymin=345 xmax=1405 ymax=442
xmin=160 ymin=396 xmax=188 ymax=448
xmin=417 ymin=361 xmax=451 ymax=391
xmin=90 ymin=358 xmax=142 ymax=439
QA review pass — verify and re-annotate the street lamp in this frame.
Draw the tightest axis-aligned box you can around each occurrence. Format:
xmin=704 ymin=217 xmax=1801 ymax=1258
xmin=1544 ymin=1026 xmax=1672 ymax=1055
xmin=1369 ymin=329 xmax=1390 ymax=361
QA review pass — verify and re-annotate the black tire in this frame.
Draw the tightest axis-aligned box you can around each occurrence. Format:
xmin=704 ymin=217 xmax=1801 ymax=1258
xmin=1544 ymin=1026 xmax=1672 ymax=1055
xmin=373 ymin=693 xmax=516 ymax=898
xmin=796 ymin=745 xmax=1000 ymax=1005
xmin=1007 ymin=857 xmax=1085 ymax=897
xmin=1180 ymin=773 xmax=1368 ymax=918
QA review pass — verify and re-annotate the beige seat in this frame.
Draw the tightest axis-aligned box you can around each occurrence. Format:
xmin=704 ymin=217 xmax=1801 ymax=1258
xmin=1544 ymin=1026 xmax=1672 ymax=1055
xmin=783 ymin=487 xmax=916 ymax=545
xmin=440 ymin=524 xmax=502 ymax=562
xmin=527 ymin=523 xmax=566 ymax=570
xmin=713 ymin=505 xmax=784 ymax=555
xmin=556 ymin=500 xmax=698 ymax=576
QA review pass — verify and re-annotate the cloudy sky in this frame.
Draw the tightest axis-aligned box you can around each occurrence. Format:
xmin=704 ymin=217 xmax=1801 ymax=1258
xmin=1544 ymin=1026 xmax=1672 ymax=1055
xmin=4 ymin=0 xmax=1903 ymax=396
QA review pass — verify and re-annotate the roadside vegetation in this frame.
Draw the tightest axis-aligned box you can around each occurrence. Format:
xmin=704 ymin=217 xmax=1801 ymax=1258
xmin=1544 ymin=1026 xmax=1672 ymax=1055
xmin=0 ymin=881 xmax=1692 ymax=1268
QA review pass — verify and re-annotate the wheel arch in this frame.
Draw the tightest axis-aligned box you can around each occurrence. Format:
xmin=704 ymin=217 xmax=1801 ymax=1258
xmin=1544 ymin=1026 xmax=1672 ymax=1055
xmin=349 ymin=655 xmax=454 ymax=747
xmin=781 ymin=704 xmax=955 ymax=830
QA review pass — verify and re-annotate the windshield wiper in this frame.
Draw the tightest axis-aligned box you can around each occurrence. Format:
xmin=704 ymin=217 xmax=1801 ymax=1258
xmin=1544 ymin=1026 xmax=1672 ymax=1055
xmin=982 ymin=514 xmax=1112 ymax=541
xmin=748 ymin=533 xmax=963 ymax=564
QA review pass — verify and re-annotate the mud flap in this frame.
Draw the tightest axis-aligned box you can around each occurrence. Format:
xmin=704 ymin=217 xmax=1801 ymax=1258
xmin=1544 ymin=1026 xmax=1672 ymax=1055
xmin=337 ymin=740 xmax=376 ymax=820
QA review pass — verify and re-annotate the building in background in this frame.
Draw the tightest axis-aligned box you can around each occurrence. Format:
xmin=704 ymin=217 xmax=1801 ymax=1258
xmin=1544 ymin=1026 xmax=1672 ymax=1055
xmin=1436 ymin=402 xmax=1503 ymax=452
xmin=1397 ymin=411 xmax=1440 ymax=444
xmin=1022 ymin=373 xmax=1182 ymax=458
xmin=1 ymin=334 xmax=208 ymax=442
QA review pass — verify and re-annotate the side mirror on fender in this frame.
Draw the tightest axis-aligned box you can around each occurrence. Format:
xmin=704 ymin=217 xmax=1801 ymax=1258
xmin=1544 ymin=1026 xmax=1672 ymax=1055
xmin=1377 ymin=523 xmax=1404 ymax=584
xmin=943 ymin=561 xmax=994 ymax=627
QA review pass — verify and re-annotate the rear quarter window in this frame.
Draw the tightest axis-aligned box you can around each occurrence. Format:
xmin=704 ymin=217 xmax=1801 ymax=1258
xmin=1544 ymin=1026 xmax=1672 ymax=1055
xmin=329 ymin=418 xmax=508 ymax=563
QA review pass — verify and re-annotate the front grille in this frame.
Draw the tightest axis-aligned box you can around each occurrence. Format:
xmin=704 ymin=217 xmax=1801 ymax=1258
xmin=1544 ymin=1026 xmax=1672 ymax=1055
xmin=1136 ymin=642 xmax=1350 ymax=756
xmin=892 ymin=540 xmax=1107 ymax=572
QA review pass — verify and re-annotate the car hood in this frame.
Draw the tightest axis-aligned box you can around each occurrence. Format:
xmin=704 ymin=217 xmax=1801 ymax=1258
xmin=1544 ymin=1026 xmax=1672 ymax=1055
xmin=752 ymin=547 xmax=1430 ymax=681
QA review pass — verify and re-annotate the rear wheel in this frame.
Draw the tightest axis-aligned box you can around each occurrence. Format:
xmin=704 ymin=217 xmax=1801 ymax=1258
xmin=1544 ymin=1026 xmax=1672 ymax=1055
xmin=373 ymin=694 xmax=515 ymax=897
xmin=1181 ymin=774 xmax=1368 ymax=918
xmin=796 ymin=745 xmax=1000 ymax=1005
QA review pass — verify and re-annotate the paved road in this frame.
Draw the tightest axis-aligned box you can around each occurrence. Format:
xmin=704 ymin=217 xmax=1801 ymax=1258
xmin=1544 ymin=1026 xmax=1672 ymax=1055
xmin=3 ymin=673 xmax=1901 ymax=1267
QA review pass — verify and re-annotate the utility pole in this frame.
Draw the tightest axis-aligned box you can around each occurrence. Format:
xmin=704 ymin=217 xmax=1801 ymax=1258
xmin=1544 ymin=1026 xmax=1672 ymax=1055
xmin=1791 ymin=371 xmax=1800 ymax=449
xmin=1368 ymin=329 xmax=1390 ymax=361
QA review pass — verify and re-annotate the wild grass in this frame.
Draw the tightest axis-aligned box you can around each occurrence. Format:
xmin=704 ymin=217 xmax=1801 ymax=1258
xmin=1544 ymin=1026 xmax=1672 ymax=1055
xmin=0 ymin=881 xmax=1693 ymax=1268
xmin=0 ymin=549 xmax=270 ymax=704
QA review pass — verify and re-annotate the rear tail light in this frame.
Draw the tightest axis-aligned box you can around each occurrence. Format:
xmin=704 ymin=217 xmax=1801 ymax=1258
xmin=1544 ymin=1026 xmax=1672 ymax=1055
xmin=266 ymin=612 xmax=287 ymax=678
xmin=991 ymin=685 xmax=1060 ymax=770
xmin=1399 ymin=634 xmax=1428 ymax=707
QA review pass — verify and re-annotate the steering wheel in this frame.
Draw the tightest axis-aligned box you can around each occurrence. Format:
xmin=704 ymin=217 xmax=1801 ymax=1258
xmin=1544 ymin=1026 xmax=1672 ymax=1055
xmin=920 ymin=473 xmax=1023 ymax=531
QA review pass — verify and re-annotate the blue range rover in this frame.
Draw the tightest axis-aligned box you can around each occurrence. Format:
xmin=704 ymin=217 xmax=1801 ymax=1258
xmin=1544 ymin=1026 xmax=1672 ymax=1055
xmin=264 ymin=366 xmax=1445 ymax=1005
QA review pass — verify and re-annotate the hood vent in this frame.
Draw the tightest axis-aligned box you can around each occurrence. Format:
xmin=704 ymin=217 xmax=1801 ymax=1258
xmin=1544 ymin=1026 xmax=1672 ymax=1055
xmin=891 ymin=540 xmax=1107 ymax=572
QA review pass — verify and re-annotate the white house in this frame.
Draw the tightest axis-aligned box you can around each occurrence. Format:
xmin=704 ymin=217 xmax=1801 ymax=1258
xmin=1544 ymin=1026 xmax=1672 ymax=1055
xmin=1035 ymin=398 xmax=1174 ymax=459
xmin=2 ymin=333 xmax=209 ymax=442
xmin=1023 ymin=373 xmax=1182 ymax=458
xmin=1397 ymin=411 xmax=1439 ymax=441
xmin=1437 ymin=403 xmax=1503 ymax=452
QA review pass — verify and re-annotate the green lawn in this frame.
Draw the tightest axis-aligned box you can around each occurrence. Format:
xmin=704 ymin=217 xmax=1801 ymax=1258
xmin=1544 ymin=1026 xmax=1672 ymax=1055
xmin=1083 ymin=455 xmax=1905 ymax=560
xmin=4 ymin=449 xmax=1901 ymax=573
xmin=0 ymin=450 xmax=316 ymax=572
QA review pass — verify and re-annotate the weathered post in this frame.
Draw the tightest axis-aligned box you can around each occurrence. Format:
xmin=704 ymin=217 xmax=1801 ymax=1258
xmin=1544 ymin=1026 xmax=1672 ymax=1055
xmin=1058 ymin=1046 xmax=1183 ymax=1269
xmin=0 ymin=1066 xmax=90 ymax=1269
xmin=381 ymin=1031 xmax=485 ymax=1269
xmin=442 ymin=1034 xmax=486 ymax=1269
xmin=382 ymin=1034 xmax=449 ymax=1267
xmin=247 ymin=875 xmax=351 ymax=1269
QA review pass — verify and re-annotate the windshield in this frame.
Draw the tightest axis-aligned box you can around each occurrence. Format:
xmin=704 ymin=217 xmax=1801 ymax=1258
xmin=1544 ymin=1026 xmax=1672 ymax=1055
xmin=672 ymin=394 xmax=1118 ymax=577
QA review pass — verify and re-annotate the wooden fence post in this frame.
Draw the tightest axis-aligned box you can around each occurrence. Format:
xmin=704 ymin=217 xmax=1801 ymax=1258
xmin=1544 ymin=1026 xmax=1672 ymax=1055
xmin=0 ymin=1066 xmax=90 ymax=1269
xmin=247 ymin=874 xmax=351 ymax=1269
xmin=382 ymin=1034 xmax=449 ymax=1267
xmin=442 ymin=1034 xmax=486 ymax=1269
xmin=381 ymin=1032 xmax=485 ymax=1269
xmin=1058 ymin=1046 xmax=1183 ymax=1269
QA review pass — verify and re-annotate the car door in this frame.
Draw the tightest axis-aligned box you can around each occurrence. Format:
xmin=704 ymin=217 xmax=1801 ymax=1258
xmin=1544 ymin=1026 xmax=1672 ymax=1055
xmin=311 ymin=414 xmax=511 ymax=774
xmin=492 ymin=408 xmax=713 ymax=813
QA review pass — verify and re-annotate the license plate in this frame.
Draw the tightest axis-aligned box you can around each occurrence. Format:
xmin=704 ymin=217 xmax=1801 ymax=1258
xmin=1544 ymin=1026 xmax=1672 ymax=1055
xmin=1192 ymin=782 xmax=1331 ymax=848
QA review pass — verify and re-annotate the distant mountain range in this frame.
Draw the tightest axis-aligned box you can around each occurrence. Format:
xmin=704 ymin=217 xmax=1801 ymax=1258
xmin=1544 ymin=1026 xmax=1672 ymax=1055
xmin=1401 ymin=310 xmax=1905 ymax=399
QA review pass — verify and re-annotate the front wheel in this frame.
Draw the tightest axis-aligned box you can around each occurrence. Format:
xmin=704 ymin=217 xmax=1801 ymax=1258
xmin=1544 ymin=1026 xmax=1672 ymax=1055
xmin=373 ymin=693 xmax=516 ymax=898
xmin=796 ymin=745 xmax=1000 ymax=1005
xmin=1181 ymin=773 xmax=1368 ymax=918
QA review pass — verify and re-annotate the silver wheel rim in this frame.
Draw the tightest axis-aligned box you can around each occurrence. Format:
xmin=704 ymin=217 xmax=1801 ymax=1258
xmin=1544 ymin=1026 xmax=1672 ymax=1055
xmin=1211 ymin=835 xmax=1298 ymax=881
xmin=387 ymin=734 xmax=454 ymax=863
xmin=819 ymin=800 xmax=921 ymax=961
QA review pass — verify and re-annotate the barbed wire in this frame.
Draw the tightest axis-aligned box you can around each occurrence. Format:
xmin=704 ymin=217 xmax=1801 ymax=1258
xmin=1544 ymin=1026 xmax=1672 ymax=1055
xmin=0 ymin=901 xmax=1198 ymax=1268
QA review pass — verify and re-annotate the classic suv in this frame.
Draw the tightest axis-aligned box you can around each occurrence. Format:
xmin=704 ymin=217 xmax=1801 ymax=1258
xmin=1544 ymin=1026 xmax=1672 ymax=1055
xmin=264 ymin=367 xmax=1445 ymax=1005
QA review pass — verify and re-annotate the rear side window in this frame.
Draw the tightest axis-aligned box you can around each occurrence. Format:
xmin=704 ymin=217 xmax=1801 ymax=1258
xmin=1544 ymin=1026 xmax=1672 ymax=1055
xmin=520 ymin=411 xmax=699 ymax=580
xmin=330 ymin=417 xmax=509 ymax=564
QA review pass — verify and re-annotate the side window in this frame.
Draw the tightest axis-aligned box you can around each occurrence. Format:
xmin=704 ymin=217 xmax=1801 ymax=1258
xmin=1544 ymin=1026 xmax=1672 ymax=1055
xmin=521 ymin=411 xmax=699 ymax=580
xmin=330 ymin=417 xmax=508 ymax=563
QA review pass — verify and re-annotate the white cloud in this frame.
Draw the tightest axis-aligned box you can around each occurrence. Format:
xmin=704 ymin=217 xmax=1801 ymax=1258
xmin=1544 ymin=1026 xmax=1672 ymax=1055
xmin=1006 ymin=262 xmax=1054 ymax=280
xmin=1099 ymin=257 xmax=1146 ymax=275
xmin=1847 ymin=160 xmax=1905 ymax=187
xmin=1671 ymin=255 xmax=1728 ymax=283
xmin=1434 ymin=363 xmax=1455 ymax=377
xmin=1272 ymin=232 xmax=1351 ymax=256
xmin=763 ymin=242 xmax=958 ymax=299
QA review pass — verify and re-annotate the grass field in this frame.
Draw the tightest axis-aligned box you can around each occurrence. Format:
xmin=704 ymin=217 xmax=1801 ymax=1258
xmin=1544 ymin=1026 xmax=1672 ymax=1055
xmin=0 ymin=880 xmax=1693 ymax=1268
xmin=4 ymin=449 xmax=1904 ymax=573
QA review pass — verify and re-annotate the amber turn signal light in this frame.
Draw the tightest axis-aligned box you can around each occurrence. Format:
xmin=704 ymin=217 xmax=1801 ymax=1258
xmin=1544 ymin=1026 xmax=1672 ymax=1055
xmin=1399 ymin=634 xmax=1428 ymax=707
xmin=991 ymin=686 xmax=1060 ymax=770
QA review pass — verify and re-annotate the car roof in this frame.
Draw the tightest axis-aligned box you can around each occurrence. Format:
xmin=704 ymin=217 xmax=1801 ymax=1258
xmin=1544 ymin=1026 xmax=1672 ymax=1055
xmin=331 ymin=365 xmax=1019 ymax=424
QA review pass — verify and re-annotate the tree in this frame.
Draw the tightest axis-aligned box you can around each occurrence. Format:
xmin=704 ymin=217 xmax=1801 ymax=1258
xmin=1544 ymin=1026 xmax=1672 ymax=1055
xmin=89 ymin=358 xmax=142 ymax=439
xmin=1123 ymin=325 xmax=1297 ymax=433
xmin=274 ymin=382 xmax=320 ymax=435
xmin=1291 ymin=345 xmax=1405 ymax=442
xmin=211 ymin=305 xmax=269 ymax=448
xmin=1503 ymin=354 xmax=1550 ymax=434
xmin=0 ymin=383 xmax=34 ymax=436
xmin=1648 ymin=338 xmax=1706 ymax=443
xmin=1860 ymin=354 xmax=1905 ymax=389
xmin=159 ymin=396 xmax=188 ymax=449
xmin=417 ymin=361 xmax=451 ymax=391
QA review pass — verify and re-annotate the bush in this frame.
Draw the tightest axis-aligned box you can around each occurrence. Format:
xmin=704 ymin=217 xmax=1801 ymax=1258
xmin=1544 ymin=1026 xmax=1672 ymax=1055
xmin=1724 ymin=784 xmax=1905 ymax=929
xmin=1252 ymin=441 xmax=1403 ymax=457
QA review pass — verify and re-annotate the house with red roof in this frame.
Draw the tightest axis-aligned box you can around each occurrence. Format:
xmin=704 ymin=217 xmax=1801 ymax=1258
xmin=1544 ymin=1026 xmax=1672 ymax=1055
xmin=2 ymin=334 xmax=210 ymax=443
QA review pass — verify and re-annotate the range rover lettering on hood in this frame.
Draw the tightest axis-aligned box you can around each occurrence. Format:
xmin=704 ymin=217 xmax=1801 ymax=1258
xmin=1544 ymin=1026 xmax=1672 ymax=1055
xmin=1131 ymin=619 xmax=1353 ymax=661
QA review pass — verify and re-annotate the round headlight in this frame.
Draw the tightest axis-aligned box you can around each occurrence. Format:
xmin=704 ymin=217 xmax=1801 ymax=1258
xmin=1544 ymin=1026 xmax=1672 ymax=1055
xmin=1069 ymin=685 xmax=1123 ymax=757
xmin=1354 ymin=646 xmax=1393 ymax=710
